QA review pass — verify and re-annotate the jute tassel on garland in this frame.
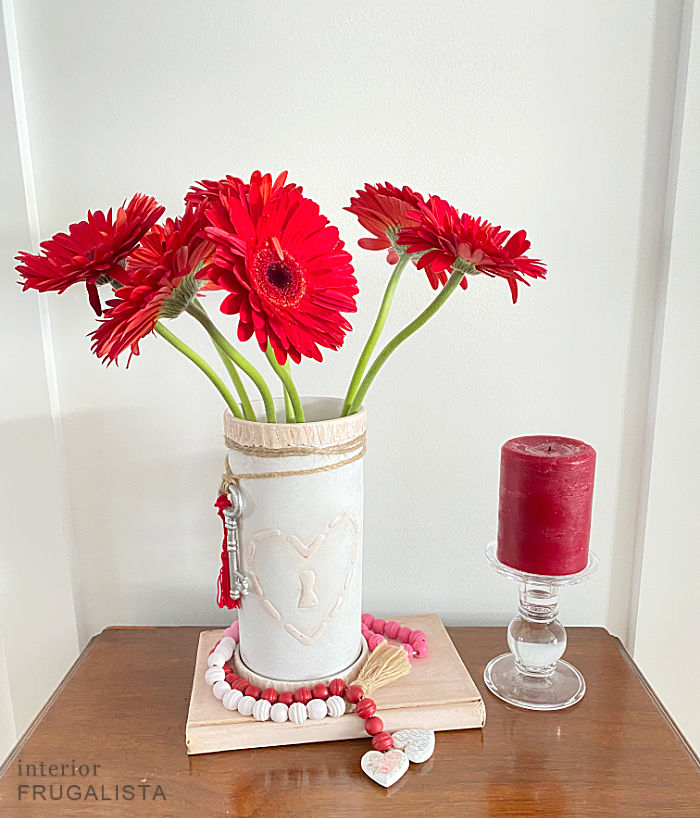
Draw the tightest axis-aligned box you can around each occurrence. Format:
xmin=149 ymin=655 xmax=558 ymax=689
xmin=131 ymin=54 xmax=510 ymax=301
xmin=346 ymin=641 xmax=411 ymax=712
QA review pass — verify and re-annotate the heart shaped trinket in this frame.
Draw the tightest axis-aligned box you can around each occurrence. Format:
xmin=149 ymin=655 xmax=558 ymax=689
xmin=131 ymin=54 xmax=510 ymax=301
xmin=391 ymin=728 xmax=435 ymax=763
xmin=360 ymin=748 xmax=409 ymax=788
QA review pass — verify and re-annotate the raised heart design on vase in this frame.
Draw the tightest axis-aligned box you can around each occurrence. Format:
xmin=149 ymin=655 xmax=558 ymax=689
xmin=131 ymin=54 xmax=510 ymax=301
xmin=391 ymin=728 xmax=436 ymax=763
xmin=245 ymin=512 xmax=360 ymax=646
xmin=360 ymin=748 xmax=409 ymax=788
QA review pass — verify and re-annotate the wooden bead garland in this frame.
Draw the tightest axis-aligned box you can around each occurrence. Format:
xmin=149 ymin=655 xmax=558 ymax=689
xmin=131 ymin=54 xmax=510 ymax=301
xmin=204 ymin=614 xmax=433 ymax=786
xmin=360 ymin=614 xmax=430 ymax=662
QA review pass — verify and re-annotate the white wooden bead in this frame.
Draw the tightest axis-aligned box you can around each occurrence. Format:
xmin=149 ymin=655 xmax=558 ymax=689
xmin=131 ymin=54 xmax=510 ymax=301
xmin=207 ymin=650 xmax=225 ymax=668
xmin=306 ymin=699 xmax=328 ymax=720
xmin=222 ymin=688 xmax=243 ymax=711
xmin=326 ymin=695 xmax=345 ymax=718
xmin=213 ymin=680 xmax=231 ymax=700
xmin=237 ymin=695 xmax=255 ymax=716
xmin=205 ymin=666 xmax=225 ymax=685
xmin=270 ymin=702 xmax=289 ymax=723
xmin=209 ymin=650 xmax=227 ymax=668
xmin=252 ymin=699 xmax=271 ymax=722
xmin=288 ymin=702 xmax=308 ymax=724
xmin=217 ymin=637 xmax=235 ymax=661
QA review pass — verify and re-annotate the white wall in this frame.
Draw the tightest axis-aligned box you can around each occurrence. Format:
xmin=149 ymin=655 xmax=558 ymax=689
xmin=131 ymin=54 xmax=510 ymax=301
xmin=2 ymin=0 xmax=697 ymax=754
xmin=0 ymin=0 xmax=78 ymax=757
xmin=11 ymin=0 xmax=671 ymax=641
xmin=633 ymin=0 xmax=700 ymax=754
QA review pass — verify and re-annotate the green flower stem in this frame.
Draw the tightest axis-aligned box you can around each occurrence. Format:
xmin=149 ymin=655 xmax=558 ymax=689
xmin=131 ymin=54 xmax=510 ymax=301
xmin=265 ymin=345 xmax=305 ymax=423
xmin=282 ymin=361 xmax=296 ymax=422
xmin=346 ymin=268 xmax=469 ymax=415
xmin=190 ymin=302 xmax=256 ymax=421
xmin=213 ymin=343 xmax=257 ymax=421
xmin=341 ymin=253 xmax=410 ymax=416
xmin=186 ymin=306 xmax=276 ymax=423
xmin=154 ymin=321 xmax=243 ymax=419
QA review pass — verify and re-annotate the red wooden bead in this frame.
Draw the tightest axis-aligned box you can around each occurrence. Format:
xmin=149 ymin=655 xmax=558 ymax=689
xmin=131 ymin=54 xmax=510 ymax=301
xmin=371 ymin=618 xmax=387 ymax=634
xmin=294 ymin=687 xmax=312 ymax=704
xmin=244 ymin=685 xmax=262 ymax=700
xmin=278 ymin=691 xmax=294 ymax=707
xmin=261 ymin=688 xmax=278 ymax=704
xmin=355 ymin=698 xmax=376 ymax=719
xmin=311 ymin=683 xmax=330 ymax=701
xmin=346 ymin=685 xmax=364 ymax=704
xmin=329 ymin=678 xmax=346 ymax=698
xmin=371 ymin=731 xmax=394 ymax=752
xmin=364 ymin=716 xmax=384 ymax=736
xmin=232 ymin=678 xmax=248 ymax=692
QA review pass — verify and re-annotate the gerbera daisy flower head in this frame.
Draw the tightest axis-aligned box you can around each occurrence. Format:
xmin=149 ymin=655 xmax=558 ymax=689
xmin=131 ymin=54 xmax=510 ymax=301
xmin=345 ymin=182 xmax=425 ymax=264
xmin=16 ymin=193 xmax=164 ymax=314
xmin=399 ymin=195 xmax=547 ymax=301
xmin=204 ymin=170 xmax=357 ymax=364
xmin=185 ymin=170 xmax=296 ymax=211
xmin=90 ymin=203 xmax=212 ymax=366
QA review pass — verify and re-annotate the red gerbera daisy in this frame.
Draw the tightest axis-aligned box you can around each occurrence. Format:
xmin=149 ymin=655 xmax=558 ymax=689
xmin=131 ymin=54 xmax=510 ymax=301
xmin=90 ymin=204 xmax=212 ymax=365
xmin=204 ymin=171 xmax=357 ymax=364
xmin=16 ymin=193 xmax=164 ymax=314
xmin=345 ymin=182 xmax=425 ymax=264
xmin=186 ymin=171 xmax=296 ymax=210
xmin=399 ymin=196 xmax=547 ymax=301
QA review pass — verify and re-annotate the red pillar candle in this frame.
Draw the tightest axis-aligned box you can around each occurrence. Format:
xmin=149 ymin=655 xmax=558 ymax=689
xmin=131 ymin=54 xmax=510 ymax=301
xmin=497 ymin=436 xmax=596 ymax=575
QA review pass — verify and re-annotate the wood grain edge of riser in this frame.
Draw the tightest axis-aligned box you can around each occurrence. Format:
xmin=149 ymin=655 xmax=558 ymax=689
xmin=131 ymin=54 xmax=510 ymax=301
xmin=185 ymin=702 xmax=484 ymax=754
xmin=186 ymin=698 xmax=485 ymax=730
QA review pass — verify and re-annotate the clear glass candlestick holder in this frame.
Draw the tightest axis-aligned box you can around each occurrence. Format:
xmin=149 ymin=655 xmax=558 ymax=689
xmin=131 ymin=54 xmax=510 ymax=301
xmin=483 ymin=541 xmax=598 ymax=711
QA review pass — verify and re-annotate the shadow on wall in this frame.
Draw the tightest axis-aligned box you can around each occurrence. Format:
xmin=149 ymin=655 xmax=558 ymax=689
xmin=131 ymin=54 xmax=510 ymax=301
xmin=59 ymin=409 xmax=231 ymax=643
xmin=0 ymin=415 xmax=78 ymax=731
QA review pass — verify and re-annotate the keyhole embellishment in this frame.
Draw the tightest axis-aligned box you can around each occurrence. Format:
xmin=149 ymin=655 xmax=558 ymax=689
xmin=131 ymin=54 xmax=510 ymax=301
xmin=298 ymin=569 xmax=319 ymax=608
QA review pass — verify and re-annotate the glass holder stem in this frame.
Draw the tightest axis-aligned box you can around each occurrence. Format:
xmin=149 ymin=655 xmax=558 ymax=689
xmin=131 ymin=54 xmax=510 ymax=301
xmin=483 ymin=541 xmax=597 ymax=711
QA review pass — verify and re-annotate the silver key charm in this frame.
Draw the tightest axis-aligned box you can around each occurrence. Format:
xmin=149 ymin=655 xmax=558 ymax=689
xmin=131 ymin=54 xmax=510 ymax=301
xmin=222 ymin=483 xmax=249 ymax=601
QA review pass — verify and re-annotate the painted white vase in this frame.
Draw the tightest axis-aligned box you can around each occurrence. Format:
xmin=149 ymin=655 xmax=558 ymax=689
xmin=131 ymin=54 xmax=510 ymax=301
xmin=224 ymin=397 xmax=366 ymax=685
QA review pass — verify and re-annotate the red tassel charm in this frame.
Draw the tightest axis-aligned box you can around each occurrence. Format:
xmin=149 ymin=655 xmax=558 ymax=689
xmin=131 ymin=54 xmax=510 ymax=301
xmin=215 ymin=493 xmax=240 ymax=609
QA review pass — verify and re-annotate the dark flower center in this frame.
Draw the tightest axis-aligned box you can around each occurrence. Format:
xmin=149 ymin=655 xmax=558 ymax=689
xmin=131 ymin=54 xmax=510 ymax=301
xmin=265 ymin=261 xmax=293 ymax=291
xmin=252 ymin=244 xmax=306 ymax=308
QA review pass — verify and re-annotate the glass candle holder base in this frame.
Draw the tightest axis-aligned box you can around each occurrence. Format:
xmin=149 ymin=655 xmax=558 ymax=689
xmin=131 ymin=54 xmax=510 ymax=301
xmin=484 ymin=541 xmax=597 ymax=712
xmin=484 ymin=653 xmax=585 ymax=710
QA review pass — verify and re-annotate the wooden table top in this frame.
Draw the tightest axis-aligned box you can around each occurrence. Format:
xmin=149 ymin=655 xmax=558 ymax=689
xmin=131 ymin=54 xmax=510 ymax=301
xmin=0 ymin=626 xmax=698 ymax=816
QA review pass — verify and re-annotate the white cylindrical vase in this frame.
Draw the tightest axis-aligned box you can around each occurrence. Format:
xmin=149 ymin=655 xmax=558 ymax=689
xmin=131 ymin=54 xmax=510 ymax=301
xmin=223 ymin=397 xmax=365 ymax=685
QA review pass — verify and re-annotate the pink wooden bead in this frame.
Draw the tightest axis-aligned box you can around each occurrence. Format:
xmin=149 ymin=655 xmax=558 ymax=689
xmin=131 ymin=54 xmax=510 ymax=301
xmin=231 ymin=621 xmax=240 ymax=641
xmin=409 ymin=630 xmax=426 ymax=645
xmin=412 ymin=640 xmax=429 ymax=658
xmin=367 ymin=633 xmax=385 ymax=651
xmin=397 ymin=626 xmax=413 ymax=643
xmin=384 ymin=620 xmax=401 ymax=639
xmin=361 ymin=613 xmax=375 ymax=628
xmin=371 ymin=618 xmax=387 ymax=634
xmin=401 ymin=643 xmax=414 ymax=662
